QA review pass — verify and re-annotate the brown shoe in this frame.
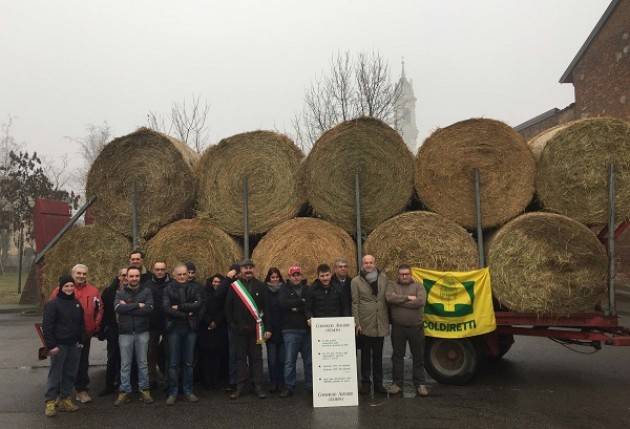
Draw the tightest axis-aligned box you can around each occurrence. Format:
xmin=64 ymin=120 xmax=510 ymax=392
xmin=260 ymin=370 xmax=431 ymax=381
xmin=45 ymin=400 xmax=57 ymax=417
xmin=140 ymin=390 xmax=154 ymax=404
xmin=75 ymin=390 xmax=92 ymax=404
xmin=114 ymin=392 xmax=131 ymax=406
xmin=417 ymin=385 xmax=429 ymax=397
xmin=57 ymin=397 xmax=79 ymax=412
xmin=386 ymin=384 xmax=402 ymax=395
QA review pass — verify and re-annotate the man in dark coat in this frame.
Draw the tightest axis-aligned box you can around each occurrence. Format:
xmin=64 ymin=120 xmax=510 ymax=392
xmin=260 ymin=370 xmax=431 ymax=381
xmin=224 ymin=259 xmax=272 ymax=399
xmin=142 ymin=261 xmax=170 ymax=387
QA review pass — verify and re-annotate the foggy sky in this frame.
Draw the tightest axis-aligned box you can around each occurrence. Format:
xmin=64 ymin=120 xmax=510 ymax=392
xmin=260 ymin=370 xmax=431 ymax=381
xmin=0 ymin=0 xmax=610 ymax=183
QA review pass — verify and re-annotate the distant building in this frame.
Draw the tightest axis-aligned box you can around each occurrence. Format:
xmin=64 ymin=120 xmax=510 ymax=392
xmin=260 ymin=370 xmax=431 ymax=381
xmin=394 ymin=60 xmax=419 ymax=154
xmin=515 ymin=0 xmax=630 ymax=139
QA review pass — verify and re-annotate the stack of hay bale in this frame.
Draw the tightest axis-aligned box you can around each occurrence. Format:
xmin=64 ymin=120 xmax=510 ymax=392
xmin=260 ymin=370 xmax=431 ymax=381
xmin=41 ymin=115 xmax=630 ymax=317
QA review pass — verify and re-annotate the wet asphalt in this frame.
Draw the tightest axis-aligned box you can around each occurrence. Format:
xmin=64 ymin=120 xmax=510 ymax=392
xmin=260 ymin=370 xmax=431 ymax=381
xmin=1 ymin=299 xmax=629 ymax=429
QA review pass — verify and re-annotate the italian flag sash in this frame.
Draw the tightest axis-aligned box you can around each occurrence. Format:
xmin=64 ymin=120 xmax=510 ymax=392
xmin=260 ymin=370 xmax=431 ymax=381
xmin=231 ymin=280 xmax=265 ymax=344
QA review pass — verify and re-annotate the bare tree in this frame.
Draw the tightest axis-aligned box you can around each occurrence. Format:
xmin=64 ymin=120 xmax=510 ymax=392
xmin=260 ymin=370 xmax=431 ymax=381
xmin=147 ymin=95 xmax=210 ymax=153
xmin=291 ymin=51 xmax=402 ymax=151
xmin=0 ymin=115 xmax=20 ymax=171
xmin=66 ymin=122 xmax=111 ymax=192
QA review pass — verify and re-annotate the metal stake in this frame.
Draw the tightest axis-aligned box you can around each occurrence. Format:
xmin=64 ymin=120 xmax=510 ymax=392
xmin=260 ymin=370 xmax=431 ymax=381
xmin=607 ymin=163 xmax=616 ymax=316
xmin=243 ymin=176 xmax=250 ymax=258
xmin=355 ymin=172 xmax=362 ymax=269
xmin=474 ymin=169 xmax=485 ymax=267
xmin=131 ymin=182 xmax=139 ymax=249
xmin=34 ymin=196 xmax=97 ymax=264
xmin=17 ymin=226 xmax=23 ymax=294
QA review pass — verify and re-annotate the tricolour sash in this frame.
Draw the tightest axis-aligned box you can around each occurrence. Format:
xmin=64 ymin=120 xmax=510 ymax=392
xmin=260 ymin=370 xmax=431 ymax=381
xmin=231 ymin=280 xmax=265 ymax=344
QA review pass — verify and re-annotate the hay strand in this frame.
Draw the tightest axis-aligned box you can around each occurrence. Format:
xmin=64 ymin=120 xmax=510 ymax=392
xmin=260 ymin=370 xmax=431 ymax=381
xmin=363 ymin=211 xmax=479 ymax=279
xmin=302 ymin=117 xmax=415 ymax=234
xmin=415 ymin=118 xmax=535 ymax=229
xmin=196 ymin=131 xmax=304 ymax=236
xmin=252 ymin=217 xmax=357 ymax=282
xmin=86 ymin=128 xmax=198 ymax=239
xmin=535 ymin=117 xmax=630 ymax=224
xmin=488 ymin=212 xmax=607 ymax=315
xmin=145 ymin=219 xmax=242 ymax=282
xmin=41 ymin=225 xmax=132 ymax=295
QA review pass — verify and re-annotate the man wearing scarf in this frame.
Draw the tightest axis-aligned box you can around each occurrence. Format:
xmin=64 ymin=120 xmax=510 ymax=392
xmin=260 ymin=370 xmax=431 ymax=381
xmin=351 ymin=255 xmax=389 ymax=395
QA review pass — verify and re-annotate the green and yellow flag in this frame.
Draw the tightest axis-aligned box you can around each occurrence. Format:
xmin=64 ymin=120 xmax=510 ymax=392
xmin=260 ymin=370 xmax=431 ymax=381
xmin=412 ymin=267 xmax=496 ymax=338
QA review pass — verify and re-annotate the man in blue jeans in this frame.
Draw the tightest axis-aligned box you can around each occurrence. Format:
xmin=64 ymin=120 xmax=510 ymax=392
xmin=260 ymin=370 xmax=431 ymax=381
xmin=278 ymin=265 xmax=311 ymax=397
xmin=163 ymin=264 xmax=203 ymax=405
xmin=114 ymin=266 xmax=154 ymax=406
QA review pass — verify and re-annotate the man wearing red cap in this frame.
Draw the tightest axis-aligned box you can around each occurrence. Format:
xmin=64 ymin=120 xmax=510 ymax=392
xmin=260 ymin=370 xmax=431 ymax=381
xmin=278 ymin=265 xmax=311 ymax=397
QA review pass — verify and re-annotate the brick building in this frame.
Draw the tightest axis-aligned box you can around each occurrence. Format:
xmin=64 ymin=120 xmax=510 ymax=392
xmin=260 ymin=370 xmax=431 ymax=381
xmin=516 ymin=0 xmax=630 ymax=140
xmin=515 ymin=0 xmax=630 ymax=285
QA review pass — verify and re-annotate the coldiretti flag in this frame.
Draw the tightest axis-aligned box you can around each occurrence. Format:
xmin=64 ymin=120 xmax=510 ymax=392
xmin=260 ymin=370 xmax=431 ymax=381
xmin=412 ymin=267 xmax=496 ymax=338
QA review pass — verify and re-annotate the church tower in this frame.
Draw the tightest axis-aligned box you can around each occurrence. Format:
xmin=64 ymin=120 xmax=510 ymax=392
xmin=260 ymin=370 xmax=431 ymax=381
xmin=394 ymin=59 xmax=419 ymax=154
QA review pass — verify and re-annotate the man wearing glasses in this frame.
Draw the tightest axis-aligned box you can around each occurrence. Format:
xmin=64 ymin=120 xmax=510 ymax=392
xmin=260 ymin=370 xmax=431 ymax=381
xmin=278 ymin=265 xmax=310 ymax=398
xmin=143 ymin=261 xmax=170 ymax=388
xmin=385 ymin=264 xmax=429 ymax=397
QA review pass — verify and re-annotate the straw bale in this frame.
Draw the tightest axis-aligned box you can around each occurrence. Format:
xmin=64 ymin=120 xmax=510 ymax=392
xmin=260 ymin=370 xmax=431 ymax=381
xmin=252 ymin=217 xmax=357 ymax=282
xmin=535 ymin=117 xmax=630 ymax=224
xmin=196 ymin=131 xmax=304 ymax=236
xmin=363 ymin=211 xmax=478 ymax=279
xmin=145 ymin=219 xmax=242 ymax=282
xmin=302 ymin=117 xmax=414 ymax=234
xmin=488 ymin=212 xmax=607 ymax=315
xmin=86 ymin=128 xmax=198 ymax=240
xmin=40 ymin=225 xmax=131 ymax=295
xmin=415 ymin=118 xmax=535 ymax=229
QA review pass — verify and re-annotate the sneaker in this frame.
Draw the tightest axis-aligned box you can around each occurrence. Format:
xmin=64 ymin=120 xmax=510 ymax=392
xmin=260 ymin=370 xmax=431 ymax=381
xmin=57 ymin=398 xmax=79 ymax=412
xmin=166 ymin=395 xmax=177 ymax=406
xmin=279 ymin=388 xmax=293 ymax=398
xmin=114 ymin=392 xmax=131 ymax=406
xmin=229 ymin=388 xmax=242 ymax=400
xmin=417 ymin=385 xmax=430 ymax=397
xmin=359 ymin=383 xmax=371 ymax=395
xmin=185 ymin=393 xmax=199 ymax=403
xmin=140 ymin=390 xmax=154 ymax=404
xmin=75 ymin=390 xmax=92 ymax=404
xmin=386 ymin=384 xmax=402 ymax=395
xmin=44 ymin=400 xmax=57 ymax=417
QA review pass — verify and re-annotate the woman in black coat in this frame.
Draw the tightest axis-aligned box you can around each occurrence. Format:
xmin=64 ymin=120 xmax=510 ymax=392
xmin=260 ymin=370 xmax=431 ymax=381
xmin=197 ymin=274 xmax=229 ymax=389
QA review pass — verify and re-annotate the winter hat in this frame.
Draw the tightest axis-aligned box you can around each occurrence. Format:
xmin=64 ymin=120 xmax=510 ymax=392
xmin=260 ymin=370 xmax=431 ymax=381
xmin=58 ymin=274 xmax=75 ymax=289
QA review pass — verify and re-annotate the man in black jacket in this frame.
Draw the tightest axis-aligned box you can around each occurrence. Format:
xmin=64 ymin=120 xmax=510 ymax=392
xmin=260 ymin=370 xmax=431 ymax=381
xmin=278 ymin=265 xmax=310 ymax=398
xmin=129 ymin=250 xmax=151 ymax=284
xmin=114 ymin=266 xmax=154 ymax=406
xmin=224 ymin=259 xmax=272 ymax=400
xmin=98 ymin=267 xmax=127 ymax=396
xmin=143 ymin=261 xmax=170 ymax=387
xmin=305 ymin=264 xmax=350 ymax=321
xmin=332 ymin=258 xmax=352 ymax=310
xmin=163 ymin=264 xmax=203 ymax=405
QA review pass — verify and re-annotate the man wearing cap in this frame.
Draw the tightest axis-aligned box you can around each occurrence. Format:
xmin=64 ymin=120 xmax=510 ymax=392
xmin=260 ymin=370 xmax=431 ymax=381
xmin=49 ymin=264 xmax=103 ymax=404
xmin=224 ymin=259 xmax=272 ymax=399
xmin=278 ymin=265 xmax=310 ymax=398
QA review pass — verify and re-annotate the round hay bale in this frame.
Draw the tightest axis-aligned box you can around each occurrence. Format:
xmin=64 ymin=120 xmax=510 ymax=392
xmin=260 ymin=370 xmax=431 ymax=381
xmin=41 ymin=225 xmax=131 ymax=295
xmin=536 ymin=117 xmax=630 ymax=224
xmin=488 ymin=212 xmax=607 ymax=315
xmin=415 ymin=118 xmax=535 ymax=229
xmin=145 ymin=218 xmax=242 ymax=282
xmin=302 ymin=117 xmax=414 ymax=234
xmin=86 ymin=127 xmax=198 ymax=240
xmin=252 ymin=217 xmax=357 ymax=282
xmin=196 ymin=131 xmax=304 ymax=236
xmin=363 ymin=211 xmax=479 ymax=279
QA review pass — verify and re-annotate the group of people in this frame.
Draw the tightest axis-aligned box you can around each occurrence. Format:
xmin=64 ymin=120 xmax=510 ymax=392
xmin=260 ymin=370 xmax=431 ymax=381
xmin=42 ymin=250 xmax=429 ymax=417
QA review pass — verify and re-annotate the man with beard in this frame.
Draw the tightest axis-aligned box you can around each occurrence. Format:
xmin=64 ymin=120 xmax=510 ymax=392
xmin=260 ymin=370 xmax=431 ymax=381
xmin=224 ymin=259 xmax=272 ymax=400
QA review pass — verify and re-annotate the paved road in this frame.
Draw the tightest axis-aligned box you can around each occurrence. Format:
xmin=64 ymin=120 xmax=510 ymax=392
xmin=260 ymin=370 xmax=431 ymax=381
xmin=1 ymin=306 xmax=629 ymax=429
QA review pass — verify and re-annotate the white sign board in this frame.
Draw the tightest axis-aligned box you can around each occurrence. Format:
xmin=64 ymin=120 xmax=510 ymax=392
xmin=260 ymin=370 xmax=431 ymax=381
xmin=311 ymin=317 xmax=358 ymax=408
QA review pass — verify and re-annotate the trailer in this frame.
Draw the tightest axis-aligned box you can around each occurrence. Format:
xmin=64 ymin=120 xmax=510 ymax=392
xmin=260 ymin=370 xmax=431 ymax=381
xmin=423 ymin=166 xmax=630 ymax=385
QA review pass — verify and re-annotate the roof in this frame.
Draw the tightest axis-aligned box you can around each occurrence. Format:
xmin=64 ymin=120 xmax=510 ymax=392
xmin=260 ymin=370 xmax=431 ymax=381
xmin=559 ymin=0 xmax=620 ymax=83
xmin=514 ymin=108 xmax=560 ymax=132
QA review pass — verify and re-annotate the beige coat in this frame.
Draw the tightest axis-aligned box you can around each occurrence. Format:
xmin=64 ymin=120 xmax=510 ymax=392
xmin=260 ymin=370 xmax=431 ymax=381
xmin=351 ymin=271 xmax=390 ymax=337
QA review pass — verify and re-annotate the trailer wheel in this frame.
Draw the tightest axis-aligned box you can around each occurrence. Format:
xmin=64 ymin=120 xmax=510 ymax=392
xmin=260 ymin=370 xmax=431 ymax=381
xmin=425 ymin=337 xmax=479 ymax=385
